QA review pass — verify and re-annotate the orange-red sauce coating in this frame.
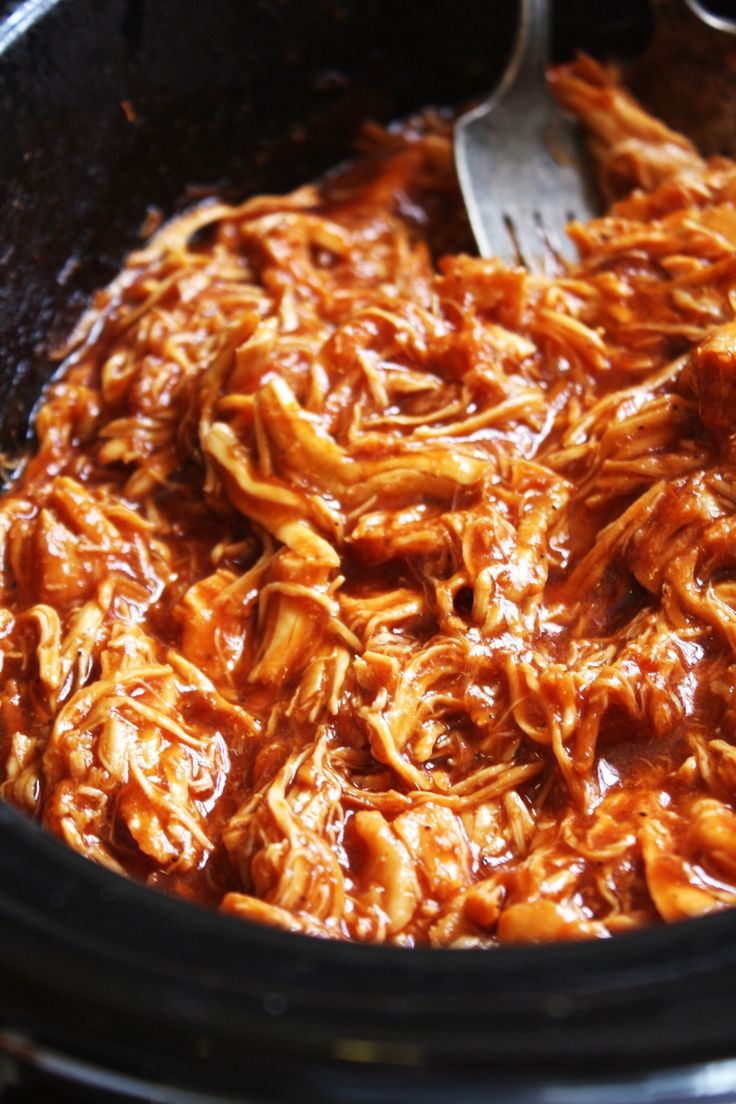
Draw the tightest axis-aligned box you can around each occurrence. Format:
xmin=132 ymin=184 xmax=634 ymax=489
xmin=3 ymin=58 xmax=736 ymax=945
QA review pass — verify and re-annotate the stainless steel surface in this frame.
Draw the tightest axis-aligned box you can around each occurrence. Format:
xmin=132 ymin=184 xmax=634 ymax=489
xmin=684 ymin=0 xmax=736 ymax=34
xmin=5 ymin=1032 xmax=736 ymax=1102
xmin=454 ymin=0 xmax=598 ymax=269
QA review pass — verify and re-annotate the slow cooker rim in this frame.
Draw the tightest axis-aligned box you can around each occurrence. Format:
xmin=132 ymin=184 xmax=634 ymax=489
xmin=2 ymin=797 xmax=736 ymax=1071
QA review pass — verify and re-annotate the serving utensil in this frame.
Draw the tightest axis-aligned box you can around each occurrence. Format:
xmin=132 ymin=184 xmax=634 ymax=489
xmin=455 ymin=0 xmax=736 ymax=271
xmin=453 ymin=0 xmax=598 ymax=270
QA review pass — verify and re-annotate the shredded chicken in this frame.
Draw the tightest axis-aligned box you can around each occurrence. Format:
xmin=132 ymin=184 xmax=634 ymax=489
xmin=3 ymin=58 xmax=736 ymax=945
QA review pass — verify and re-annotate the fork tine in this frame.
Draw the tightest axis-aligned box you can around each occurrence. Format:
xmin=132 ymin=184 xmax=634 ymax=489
xmin=480 ymin=210 xmax=518 ymax=268
xmin=538 ymin=207 xmax=573 ymax=268
xmin=506 ymin=201 xmax=538 ymax=271
xmin=455 ymin=114 xmax=514 ymax=265
xmin=453 ymin=0 xmax=600 ymax=274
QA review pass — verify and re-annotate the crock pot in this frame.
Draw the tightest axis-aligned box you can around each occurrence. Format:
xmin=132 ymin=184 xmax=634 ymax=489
xmin=2 ymin=2 xmax=735 ymax=1101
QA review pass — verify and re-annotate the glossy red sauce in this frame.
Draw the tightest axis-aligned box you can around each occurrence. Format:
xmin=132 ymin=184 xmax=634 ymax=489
xmin=2 ymin=58 xmax=736 ymax=945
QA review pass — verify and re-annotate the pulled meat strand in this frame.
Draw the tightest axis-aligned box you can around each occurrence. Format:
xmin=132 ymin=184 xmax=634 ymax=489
xmin=3 ymin=58 xmax=736 ymax=945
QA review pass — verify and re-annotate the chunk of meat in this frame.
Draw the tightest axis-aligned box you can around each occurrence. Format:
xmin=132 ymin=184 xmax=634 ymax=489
xmin=640 ymin=818 xmax=732 ymax=923
xmin=353 ymin=810 xmax=421 ymax=936
xmin=497 ymin=900 xmax=609 ymax=943
xmin=687 ymin=799 xmax=736 ymax=881
xmin=690 ymin=322 xmax=736 ymax=444
xmin=392 ymin=803 xmax=471 ymax=899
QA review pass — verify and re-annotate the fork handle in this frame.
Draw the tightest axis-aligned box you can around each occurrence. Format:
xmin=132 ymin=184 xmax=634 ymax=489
xmin=684 ymin=0 xmax=736 ymax=33
xmin=506 ymin=0 xmax=551 ymax=89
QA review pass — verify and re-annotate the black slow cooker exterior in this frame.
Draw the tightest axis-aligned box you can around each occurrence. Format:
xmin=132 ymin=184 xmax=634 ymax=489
xmin=2 ymin=1 xmax=735 ymax=1101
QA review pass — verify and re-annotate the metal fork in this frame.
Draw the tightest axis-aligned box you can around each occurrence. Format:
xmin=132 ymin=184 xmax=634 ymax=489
xmin=454 ymin=0 xmax=599 ymax=271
